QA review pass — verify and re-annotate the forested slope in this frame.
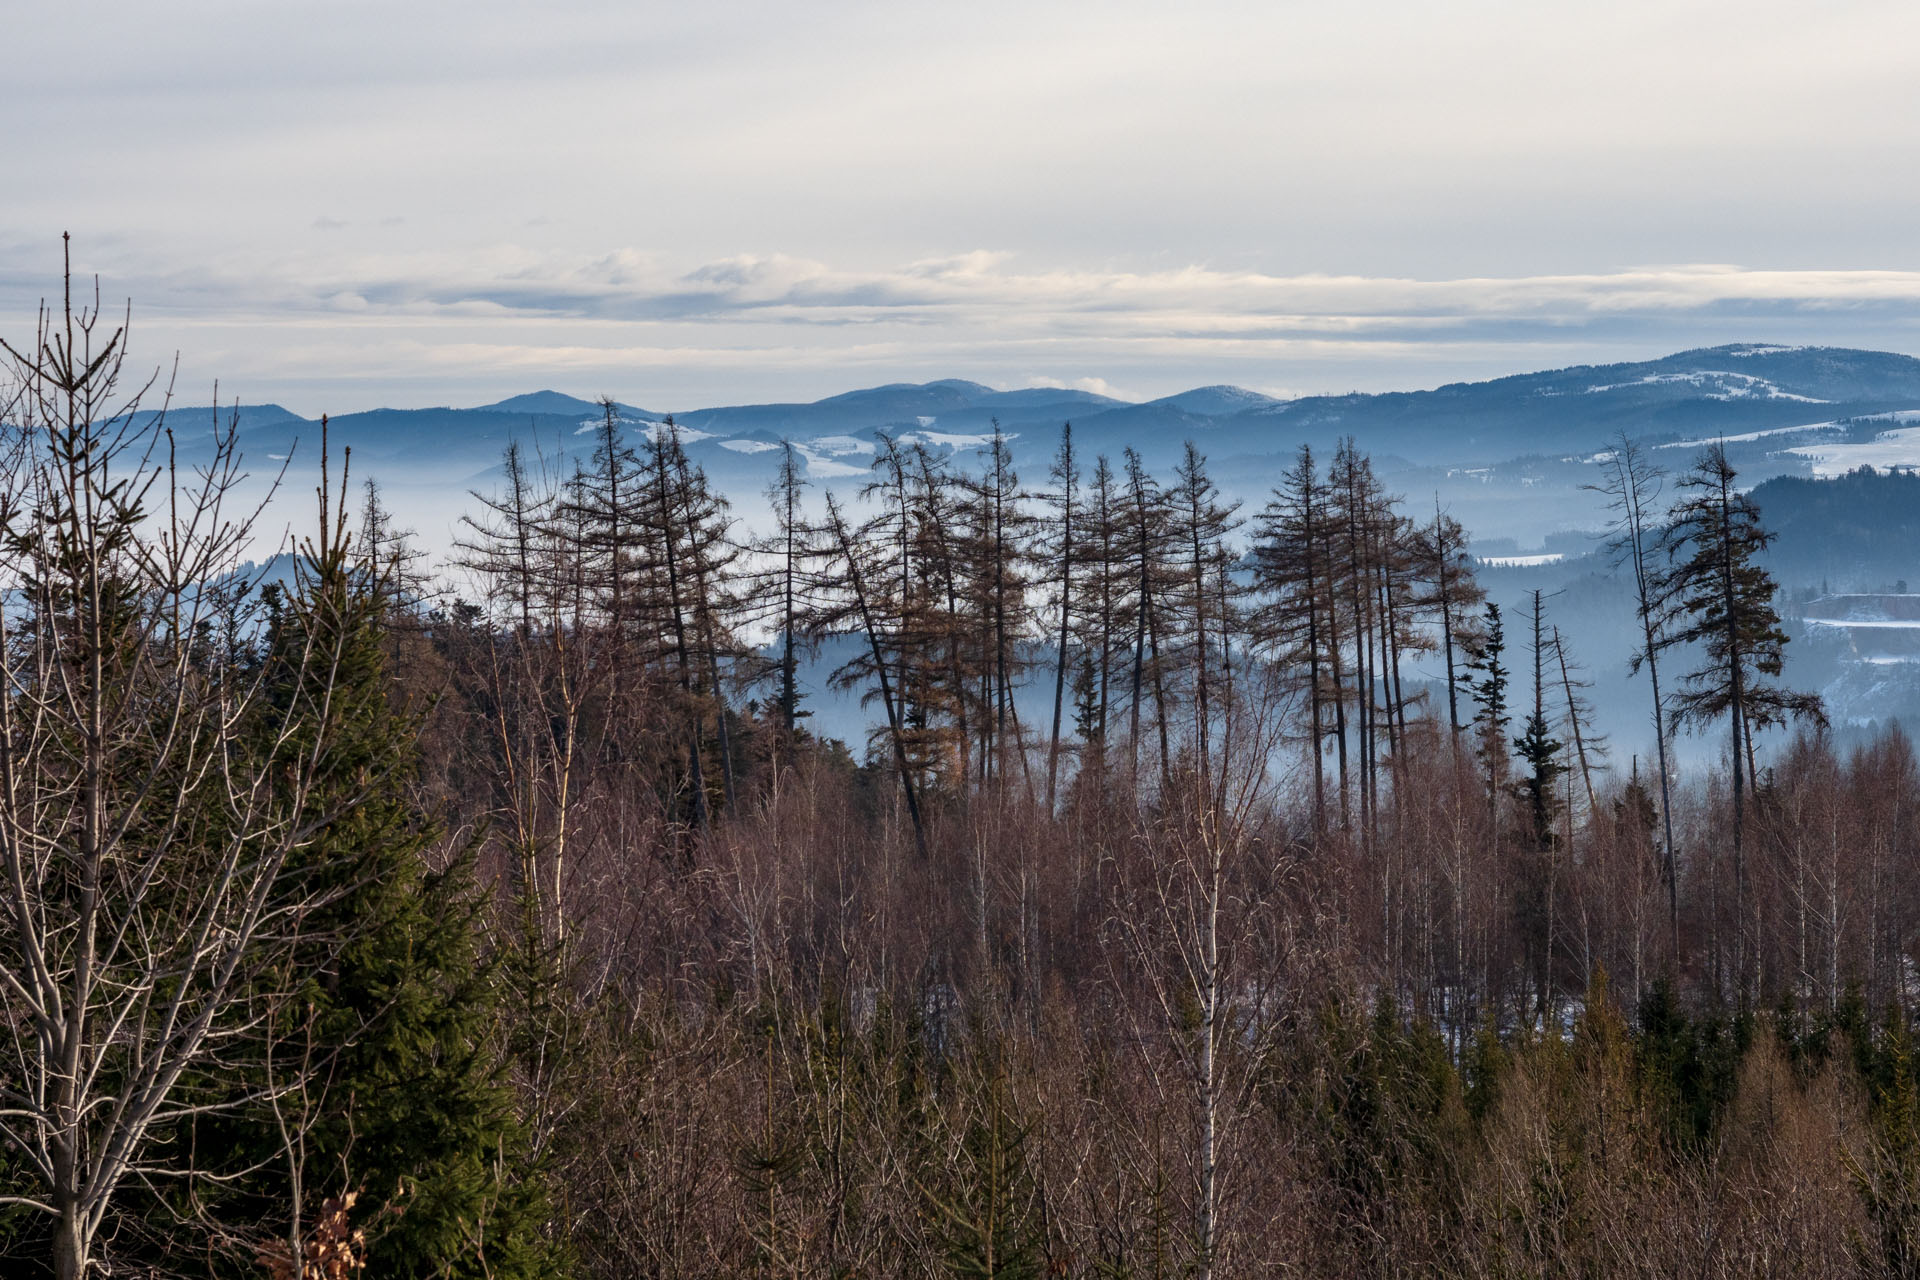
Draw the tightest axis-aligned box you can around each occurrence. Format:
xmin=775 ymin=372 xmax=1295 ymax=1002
xmin=6 ymin=283 xmax=1920 ymax=1279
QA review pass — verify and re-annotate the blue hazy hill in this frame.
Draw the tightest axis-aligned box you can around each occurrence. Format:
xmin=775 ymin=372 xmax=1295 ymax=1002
xmin=476 ymin=391 xmax=660 ymax=419
xmin=157 ymin=344 xmax=1920 ymax=505
xmin=1145 ymin=385 xmax=1285 ymax=416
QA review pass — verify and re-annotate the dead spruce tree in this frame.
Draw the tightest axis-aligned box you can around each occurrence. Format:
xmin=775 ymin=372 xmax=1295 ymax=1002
xmin=1120 ymin=447 xmax=1176 ymax=794
xmin=957 ymin=425 xmax=1034 ymax=792
xmin=1254 ymin=445 xmax=1335 ymax=833
xmin=1409 ymin=500 xmax=1484 ymax=737
xmin=454 ymin=438 xmax=597 ymax=956
xmin=1590 ymin=432 xmax=1682 ymax=959
xmin=756 ymin=441 xmax=817 ymax=745
xmin=1043 ymin=421 xmax=1079 ymax=813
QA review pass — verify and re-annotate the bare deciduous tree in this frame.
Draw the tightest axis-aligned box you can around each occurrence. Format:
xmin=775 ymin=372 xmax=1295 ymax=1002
xmin=0 ymin=245 xmax=370 ymax=1280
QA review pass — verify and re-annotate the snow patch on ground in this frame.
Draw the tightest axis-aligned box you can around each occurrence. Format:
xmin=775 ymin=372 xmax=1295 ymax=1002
xmin=1819 ymin=658 xmax=1920 ymax=725
xmin=1656 ymin=420 xmax=1849 ymax=450
xmin=1585 ymin=370 xmax=1827 ymax=403
xmin=569 ymin=415 xmax=694 ymax=441
xmin=644 ymin=421 xmax=713 ymax=444
xmin=809 ymin=435 xmax=875 ymax=456
xmin=789 ymin=435 xmax=875 ymax=477
xmin=898 ymin=429 xmax=1014 ymax=453
xmin=1788 ymin=424 xmax=1920 ymax=477
xmin=1478 ymin=553 xmax=1564 ymax=567
xmin=720 ymin=439 xmax=781 ymax=454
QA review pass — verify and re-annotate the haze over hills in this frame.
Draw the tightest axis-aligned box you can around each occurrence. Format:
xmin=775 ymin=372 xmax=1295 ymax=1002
xmin=170 ymin=342 xmax=1920 ymax=555
xmin=163 ymin=342 xmax=1920 ymax=776
xmin=184 ymin=341 xmax=1920 ymax=470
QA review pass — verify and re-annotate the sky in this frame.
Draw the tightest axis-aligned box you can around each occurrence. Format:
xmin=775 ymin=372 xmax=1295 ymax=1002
xmin=6 ymin=0 xmax=1920 ymax=415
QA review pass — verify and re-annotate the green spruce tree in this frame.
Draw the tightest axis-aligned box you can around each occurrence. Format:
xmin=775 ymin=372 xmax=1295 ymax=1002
xmin=1466 ymin=602 xmax=1512 ymax=807
xmin=1654 ymin=443 xmax=1823 ymax=999
xmin=199 ymin=463 xmax=563 ymax=1278
xmin=1512 ymin=591 xmax=1565 ymax=853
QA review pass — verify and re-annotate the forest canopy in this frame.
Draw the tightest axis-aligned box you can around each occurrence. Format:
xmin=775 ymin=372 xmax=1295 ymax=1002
xmin=2 ymin=256 xmax=1916 ymax=1280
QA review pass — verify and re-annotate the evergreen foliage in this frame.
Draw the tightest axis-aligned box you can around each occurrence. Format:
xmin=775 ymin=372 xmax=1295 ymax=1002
xmin=1658 ymin=444 xmax=1825 ymax=751
xmin=196 ymin=496 xmax=561 ymax=1279
xmin=1750 ymin=465 xmax=1920 ymax=590
xmin=1466 ymin=602 xmax=1511 ymax=795
xmin=917 ymin=1054 xmax=1044 ymax=1280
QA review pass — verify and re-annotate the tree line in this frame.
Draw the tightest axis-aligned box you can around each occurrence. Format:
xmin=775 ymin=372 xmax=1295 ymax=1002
xmin=3 ymin=255 xmax=1914 ymax=1278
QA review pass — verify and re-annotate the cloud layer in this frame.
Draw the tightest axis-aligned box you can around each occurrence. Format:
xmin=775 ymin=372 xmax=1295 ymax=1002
xmin=6 ymin=2 xmax=1920 ymax=409
xmin=97 ymin=248 xmax=1920 ymax=326
xmin=6 ymin=241 xmax=1920 ymax=413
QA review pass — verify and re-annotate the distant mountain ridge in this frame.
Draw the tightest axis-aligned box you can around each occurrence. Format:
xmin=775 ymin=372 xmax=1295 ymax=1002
xmin=477 ymin=390 xmax=659 ymax=419
xmin=165 ymin=343 xmax=1920 ymax=486
xmin=1147 ymin=385 xmax=1286 ymax=415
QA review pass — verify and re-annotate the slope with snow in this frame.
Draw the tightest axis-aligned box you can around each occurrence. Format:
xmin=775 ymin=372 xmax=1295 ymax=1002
xmin=1788 ymin=414 xmax=1920 ymax=476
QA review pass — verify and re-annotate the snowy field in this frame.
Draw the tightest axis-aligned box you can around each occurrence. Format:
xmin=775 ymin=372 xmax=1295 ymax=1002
xmin=1655 ymin=421 xmax=1847 ymax=450
xmin=1477 ymin=552 xmax=1564 ymax=567
xmin=1789 ymin=420 xmax=1920 ymax=477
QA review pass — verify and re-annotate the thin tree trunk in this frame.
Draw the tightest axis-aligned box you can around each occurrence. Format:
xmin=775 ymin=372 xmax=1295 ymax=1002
xmin=830 ymin=499 xmax=929 ymax=860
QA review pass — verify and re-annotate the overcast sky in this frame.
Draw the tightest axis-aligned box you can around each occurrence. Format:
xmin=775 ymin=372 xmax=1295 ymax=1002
xmin=6 ymin=0 xmax=1920 ymax=414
